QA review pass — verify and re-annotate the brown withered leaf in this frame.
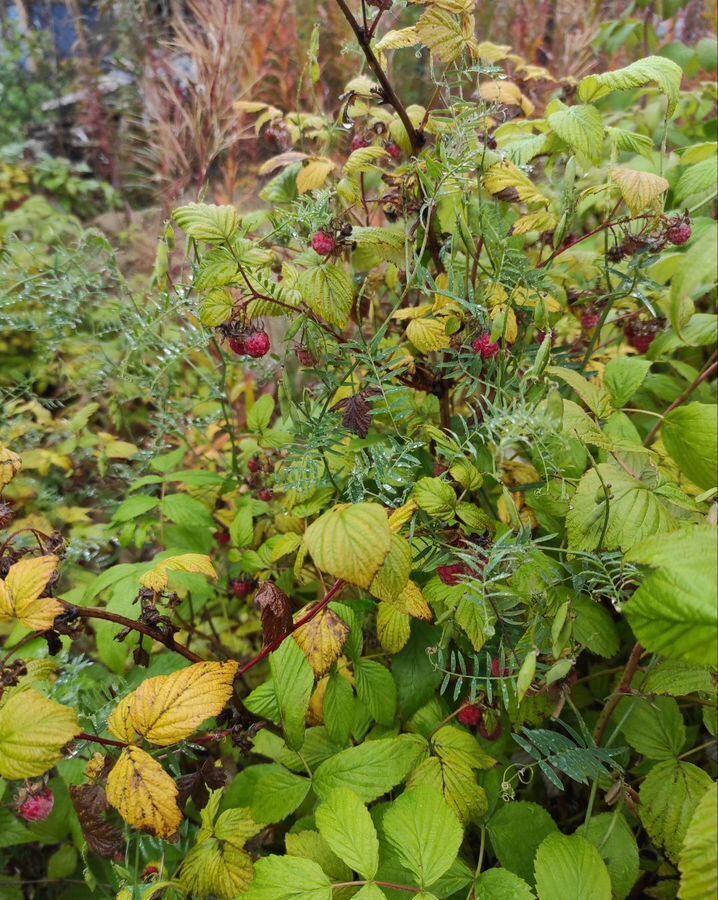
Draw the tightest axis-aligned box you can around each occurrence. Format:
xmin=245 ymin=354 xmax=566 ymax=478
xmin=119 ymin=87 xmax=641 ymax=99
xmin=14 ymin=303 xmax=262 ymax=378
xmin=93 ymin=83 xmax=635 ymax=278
xmin=176 ymin=759 xmax=226 ymax=811
xmin=331 ymin=393 xmax=372 ymax=439
xmin=254 ymin=582 xmax=293 ymax=646
xmin=293 ymin=608 xmax=350 ymax=676
xmin=70 ymin=783 xmax=124 ymax=860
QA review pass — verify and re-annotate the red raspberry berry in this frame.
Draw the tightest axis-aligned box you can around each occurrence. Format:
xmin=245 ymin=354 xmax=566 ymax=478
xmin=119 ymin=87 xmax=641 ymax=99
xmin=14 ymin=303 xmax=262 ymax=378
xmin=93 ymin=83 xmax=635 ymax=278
xmin=311 ymin=231 xmax=336 ymax=256
xmin=458 ymin=704 xmax=483 ymax=726
xmin=491 ymin=658 xmax=510 ymax=678
xmin=472 ymin=333 xmax=500 ymax=360
xmin=16 ymin=787 xmax=54 ymax=823
xmin=350 ymin=135 xmax=370 ymax=153
xmin=215 ymin=531 xmax=230 ymax=545
xmin=628 ymin=332 xmax=655 ymax=354
xmin=666 ymin=219 xmax=691 ymax=245
xmin=581 ymin=312 xmax=600 ymax=329
xmin=232 ymin=579 xmax=256 ymax=599
xmin=245 ymin=331 xmax=270 ymax=358
xmin=385 ymin=141 xmax=402 ymax=160
xmin=228 ymin=336 xmax=246 ymax=355
xmin=258 ymin=488 xmax=274 ymax=502
xmin=247 ymin=456 xmax=262 ymax=473
xmin=437 ymin=564 xmax=469 ymax=586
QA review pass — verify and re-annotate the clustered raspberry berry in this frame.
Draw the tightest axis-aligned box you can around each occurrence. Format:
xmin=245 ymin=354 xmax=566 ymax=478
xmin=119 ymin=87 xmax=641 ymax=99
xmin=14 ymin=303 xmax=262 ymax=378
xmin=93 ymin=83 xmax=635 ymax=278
xmin=437 ymin=563 xmax=469 ymax=586
xmin=350 ymin=135 xmax=371 ymax=153
xmin=15 ymin=787 xmax=54 ymax=823
xmin=472 ymin=333 xmax=500 ymax=360
xmin=228 ymin=329 xmax=271 ymax=358
xmin=458 ymin=704 xmax=483 ymax=726
xmin=232 ymin=578 xmax=256 ymax=599
xmin=665 ymin=215 xmax=692 ymax=246
xmin=385 ymin=141 xmax=402 ymax=160
xmin=311 ymin=231 xmax=336 ymax=256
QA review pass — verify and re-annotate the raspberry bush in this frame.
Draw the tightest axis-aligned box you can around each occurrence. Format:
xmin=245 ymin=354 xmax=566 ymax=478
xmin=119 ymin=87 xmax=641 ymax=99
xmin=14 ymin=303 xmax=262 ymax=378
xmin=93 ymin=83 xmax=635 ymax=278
xmin=1 ymin=2 xmax=716 ymax=899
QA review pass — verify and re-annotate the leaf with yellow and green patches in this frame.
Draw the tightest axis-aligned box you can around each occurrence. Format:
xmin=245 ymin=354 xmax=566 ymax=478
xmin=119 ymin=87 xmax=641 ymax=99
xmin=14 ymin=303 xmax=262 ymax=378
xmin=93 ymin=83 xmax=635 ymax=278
xmin=106 ymin=745 xmax=182 ymax=840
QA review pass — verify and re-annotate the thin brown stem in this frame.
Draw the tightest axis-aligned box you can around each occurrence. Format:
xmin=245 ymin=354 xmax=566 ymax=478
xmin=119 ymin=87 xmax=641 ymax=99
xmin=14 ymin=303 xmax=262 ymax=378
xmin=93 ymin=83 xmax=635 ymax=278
xmin=58 ymin=600 xmax=203 ymax=663
xmin=644 ymin=355 xmax=717 ymax=446
xmin=593 ymin=641 xmax=644 ymax=746
xmin=334 ymin=0 xmax=423 ymax=156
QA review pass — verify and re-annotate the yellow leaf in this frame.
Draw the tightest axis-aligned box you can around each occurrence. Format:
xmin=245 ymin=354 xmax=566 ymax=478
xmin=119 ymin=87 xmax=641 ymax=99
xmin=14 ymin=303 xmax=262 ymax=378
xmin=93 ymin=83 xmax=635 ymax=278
xmin=0 ymin=556 xmax=63 ymax=631
xmin=107 ymin=694 xmax=139 ymax=744
xmin=377 ymin=602 xmax=411 ymax=652
xmin=416 ymin=7 xmax=474 ymax=62
xmin=0 ymin=688 xmax=80 ymax=779
xmin=483 ymin=161 xmax=550 ymax=207
xmin=258 ymin=151 xmax=308 ymax=176
xmin=490 ymin=305 xmax=518 ymax=343
xmin=512 ymin=211 xmax=558 ymax=235
xmin=476 ymin=41 xmax=512 ymax=63
xmin=479 ymin=80 xmax=534 ymax=116
xmin=409 ymin=0 xmax=475 ymax=11
xmin=106 ymin=745 xmax=182 ymax=839
xmin=140 ymin=554 xmax=217 ymax=593
xmin=393 ymin=580 xmax=433 ymax=621
xmin=392 ymin=304 xmax=433 ymax=321
xmin=304 ymin=502 xmax=392 ymax=589
xmin=296 ymin=158 xmax=335 ymax=194
xmin=293 ymin=608 xmax=350 ymax=676
xmin=370 ymin=534 xmax=412 ymax=602
xmin=344 ymin=146 xmax=389 ymax=178
xmin=375 ymin=27 xmax=420 ymax=52
xmin=388 ymin=500 xmax=418 ymax=533
xmin=406 ymin=316 xmax=451 ymax=353
xmin=0 ymin=446 xmax=21 ymax=487
xmin=117 ymin=661 xmax=238 ymax=747
xmin=512 ymin=286 xmax=562 ymax=313
xmin=610 ymin=167 xmax=669 ymax=215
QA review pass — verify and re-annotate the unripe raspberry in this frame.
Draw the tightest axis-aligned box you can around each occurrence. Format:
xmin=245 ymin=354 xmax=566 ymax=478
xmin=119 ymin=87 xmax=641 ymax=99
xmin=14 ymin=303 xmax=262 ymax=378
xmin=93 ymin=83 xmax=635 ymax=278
xmin=245 ymin=331 xmax=270 ymax=358
xmin=350 ymin=135 xmax=370 ymax=153
xmin=258 ymin=488 xmax=274 ymax=502
xmin=666 ymin=220 xmax=691 ymax=245
xmin=472 ymin=333 xmax=500 ymax=360
xmin=458 ymin=704 xmax=483 ymax=726
xmin=311 ymin=231 xmax=336 ymax=256
xmin=437 ymin=564 xmax=468 ymax=586
xmin=385 ymin=141 xmax=402 ymax=160
xmin=228 ymin=336 xmax=246 ymax=355
xmin=16 ymin=787 xmax=54 ymax=823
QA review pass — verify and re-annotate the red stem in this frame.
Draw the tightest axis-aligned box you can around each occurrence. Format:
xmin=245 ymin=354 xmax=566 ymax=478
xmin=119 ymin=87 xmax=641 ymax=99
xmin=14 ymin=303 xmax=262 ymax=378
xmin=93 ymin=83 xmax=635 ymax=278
xmin=238 ymin=579 xmax=345 ymax=675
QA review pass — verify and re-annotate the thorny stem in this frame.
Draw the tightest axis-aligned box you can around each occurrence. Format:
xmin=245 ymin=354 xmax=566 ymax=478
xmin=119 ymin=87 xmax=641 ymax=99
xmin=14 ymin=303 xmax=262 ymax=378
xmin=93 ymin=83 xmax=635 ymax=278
xmin=593 ymin=641 xmax=644 ymax=746
xmin=538 ymin=210 xmax=650 ymax=270
xmin=644 ymin=355 xmax=717 ymax=446
xmin=57 ymin=599 xmax=203 ymax=663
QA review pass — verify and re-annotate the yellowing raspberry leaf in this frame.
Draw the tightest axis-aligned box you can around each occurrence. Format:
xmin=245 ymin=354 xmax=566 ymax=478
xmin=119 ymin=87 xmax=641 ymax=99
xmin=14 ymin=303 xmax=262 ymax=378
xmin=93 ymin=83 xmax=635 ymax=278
xmin=106 ymin=745 xmax=182 ymax=839
xmin=394 ymin=580 xmax=433 ymax=620
xmin=377 ymin=602 xmax=411 ymax=652
xmin=121 ymin=661 xmax=238 ymax=746
xmin=547 ymin=103 xmax=606 ymax=162
xmin=610 ymin=167 xmax=669 ymax=215
xmin=416 ymin=8 xmax=474 ymax=63
xmin=0 ymin=555 xmax=63 ymax=631
xmin=344 ymin=146 xmax=389 ymax=177
xmin=139 ymin=553 xmax=217 ymax=592
xmin=293 ymin=608 xmax=350 ymax=676
xmin=304 ymin=502 xmax=392 ymax=589
xmin=370 ymin=534 xmax=412 ymax=602
xmin=182 ymin=839 xmax=254 ymax=899
xmin=0 ymin=688 xmax=80 ymax=779
xmin=511 ymin=211 xmax=558 ymax=235
xmin=296 ymin=158 xmax=335 ymax=194
xmin=406 ymin=316 xmax=451 ymax=353
xmin=0 ymin=446 xmax=21 ymax=488
xmin=173 ymin=203 xmax=239 ymax=242
xmin=106 ymin=694 xmax=139 ymax=744
xmin=375 ymin=27 xmax=420 ymax=52
xmin=483 ymin=161 xmax=550 ymax=207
